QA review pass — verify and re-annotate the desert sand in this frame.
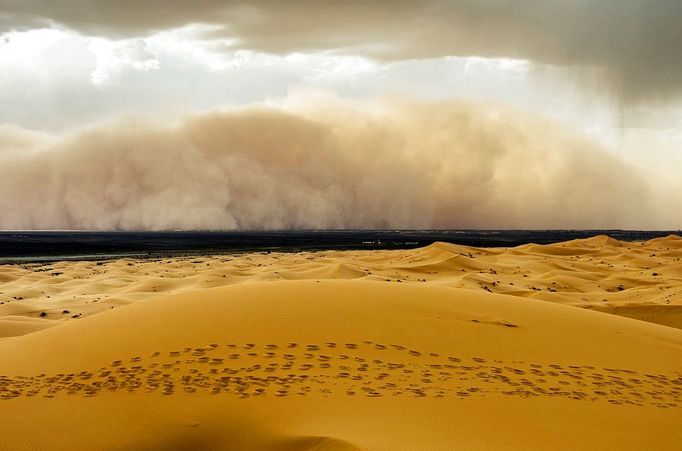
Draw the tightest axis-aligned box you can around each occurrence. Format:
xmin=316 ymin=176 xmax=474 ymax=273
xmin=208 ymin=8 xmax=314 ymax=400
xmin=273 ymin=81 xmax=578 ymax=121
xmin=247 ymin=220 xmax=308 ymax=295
xmin=0 ymin=235 xmax=680 ymax=450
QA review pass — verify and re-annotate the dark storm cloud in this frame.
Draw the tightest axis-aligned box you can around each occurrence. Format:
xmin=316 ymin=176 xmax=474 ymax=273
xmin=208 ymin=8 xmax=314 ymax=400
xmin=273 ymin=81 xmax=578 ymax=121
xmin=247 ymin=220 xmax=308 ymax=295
xmin=0 ymin=1 xmax=680 ymax=101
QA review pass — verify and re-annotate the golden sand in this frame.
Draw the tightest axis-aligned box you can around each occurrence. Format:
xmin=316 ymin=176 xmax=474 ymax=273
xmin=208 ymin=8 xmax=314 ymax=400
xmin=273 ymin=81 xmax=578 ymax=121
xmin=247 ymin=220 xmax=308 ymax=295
xmin=0 ymin=235 xmax=680 ymax=449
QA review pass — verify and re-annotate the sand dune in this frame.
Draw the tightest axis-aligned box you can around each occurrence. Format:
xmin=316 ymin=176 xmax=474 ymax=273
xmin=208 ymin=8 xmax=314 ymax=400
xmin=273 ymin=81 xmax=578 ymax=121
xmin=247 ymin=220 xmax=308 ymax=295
xmin=0 ymin=236 xmax=681 ymax=449
xmin=1 ymin=235 xmax=681 ymax=338
xmin=0 ymin=281 xmax=680 ymax=450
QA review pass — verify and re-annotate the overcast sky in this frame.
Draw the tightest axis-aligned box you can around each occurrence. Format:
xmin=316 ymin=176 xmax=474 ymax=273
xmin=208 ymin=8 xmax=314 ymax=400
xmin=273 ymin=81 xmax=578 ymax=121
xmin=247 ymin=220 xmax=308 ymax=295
xmin=1 ymin=1 xmax=681 ymax=230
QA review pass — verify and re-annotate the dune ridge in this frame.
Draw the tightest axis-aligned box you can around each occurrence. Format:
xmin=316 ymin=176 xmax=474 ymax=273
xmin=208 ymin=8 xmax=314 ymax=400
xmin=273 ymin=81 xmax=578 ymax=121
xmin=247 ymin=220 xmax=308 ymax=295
xmin=0 ymin=281 xmax=680 ymax=450
xmin=1 ymin=234 xmax=681 ymax=338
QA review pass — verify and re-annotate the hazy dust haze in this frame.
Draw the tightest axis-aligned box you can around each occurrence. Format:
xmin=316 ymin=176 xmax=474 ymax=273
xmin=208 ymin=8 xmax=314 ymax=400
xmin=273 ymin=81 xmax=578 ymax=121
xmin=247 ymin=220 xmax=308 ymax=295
xmin=0 ymin=94 xmax=675 ymax=230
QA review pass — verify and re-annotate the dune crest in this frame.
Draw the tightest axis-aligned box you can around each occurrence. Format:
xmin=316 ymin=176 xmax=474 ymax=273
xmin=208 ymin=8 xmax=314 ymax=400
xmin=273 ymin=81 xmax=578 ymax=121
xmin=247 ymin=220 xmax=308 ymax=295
xmin=0 ymin=281 xmax=680 ymax=450
xmin=2 ymin=235 xmax=681 ymax=337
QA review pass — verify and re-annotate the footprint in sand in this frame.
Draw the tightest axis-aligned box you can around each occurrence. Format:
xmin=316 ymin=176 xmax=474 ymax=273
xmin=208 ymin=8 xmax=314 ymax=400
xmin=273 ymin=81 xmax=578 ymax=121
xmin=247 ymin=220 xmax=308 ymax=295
xmin=1 ymin=342 xmax=680 ymax=407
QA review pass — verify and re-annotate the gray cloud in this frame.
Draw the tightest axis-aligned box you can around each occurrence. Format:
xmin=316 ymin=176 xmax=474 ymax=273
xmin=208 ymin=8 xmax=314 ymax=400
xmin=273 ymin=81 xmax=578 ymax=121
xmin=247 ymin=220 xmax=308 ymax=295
xmin=0 ymin=1 xmax=681 ymax=102
xmin=0 ymin=96 xmax=673 ymax=230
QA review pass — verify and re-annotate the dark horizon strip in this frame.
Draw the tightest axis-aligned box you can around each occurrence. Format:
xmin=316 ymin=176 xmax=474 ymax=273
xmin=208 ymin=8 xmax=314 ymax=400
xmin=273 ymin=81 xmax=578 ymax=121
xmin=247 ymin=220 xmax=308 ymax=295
xmin=0 ymin=230 xmax=679 ymax=263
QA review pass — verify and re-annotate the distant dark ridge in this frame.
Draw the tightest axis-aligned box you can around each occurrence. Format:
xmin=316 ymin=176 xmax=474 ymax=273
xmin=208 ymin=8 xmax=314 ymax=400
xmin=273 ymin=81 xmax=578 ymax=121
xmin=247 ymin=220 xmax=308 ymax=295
xmin=0 ymin=230 xmax=678 ymax=263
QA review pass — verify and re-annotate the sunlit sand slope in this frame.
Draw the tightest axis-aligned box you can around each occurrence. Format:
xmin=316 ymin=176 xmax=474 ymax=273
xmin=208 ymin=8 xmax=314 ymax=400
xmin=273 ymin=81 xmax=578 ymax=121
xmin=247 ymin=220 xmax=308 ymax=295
xmin=0 ymin=281 xmax=680 ymax=450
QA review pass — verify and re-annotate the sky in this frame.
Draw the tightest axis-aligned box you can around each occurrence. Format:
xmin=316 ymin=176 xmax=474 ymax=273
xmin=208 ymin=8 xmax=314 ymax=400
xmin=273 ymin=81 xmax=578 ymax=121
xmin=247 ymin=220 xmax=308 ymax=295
xmin=0 ymin=0 xmax=681 ymax=230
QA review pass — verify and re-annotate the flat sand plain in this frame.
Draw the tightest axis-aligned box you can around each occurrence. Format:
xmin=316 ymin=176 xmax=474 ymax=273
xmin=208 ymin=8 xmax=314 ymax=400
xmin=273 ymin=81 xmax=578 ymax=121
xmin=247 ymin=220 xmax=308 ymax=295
xmin=0 ymin=235 xmax=680 ymax=450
